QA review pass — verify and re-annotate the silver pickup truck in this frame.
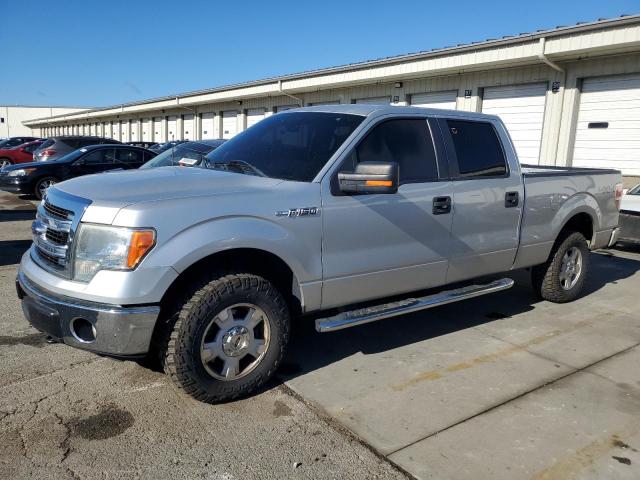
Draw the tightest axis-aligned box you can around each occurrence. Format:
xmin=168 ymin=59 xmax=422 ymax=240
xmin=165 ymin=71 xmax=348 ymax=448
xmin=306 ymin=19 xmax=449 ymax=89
xmin=16 ymin=105 xmax=623 ymax=402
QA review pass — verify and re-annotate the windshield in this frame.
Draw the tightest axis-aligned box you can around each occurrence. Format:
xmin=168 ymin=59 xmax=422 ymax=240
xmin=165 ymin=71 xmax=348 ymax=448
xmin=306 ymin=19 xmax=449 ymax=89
xmin=140 ymin=142 xmax=218 ymax=169
xmin=204 ymin=112 xmax=364 ymax=182
xmin=629 ymin=184 xmax=640 ymax=195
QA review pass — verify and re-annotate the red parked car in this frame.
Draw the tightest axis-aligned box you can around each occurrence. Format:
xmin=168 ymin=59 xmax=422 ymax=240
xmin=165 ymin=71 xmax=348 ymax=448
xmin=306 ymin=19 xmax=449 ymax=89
xmin=0 ymin=140 xmax=45 ymax=168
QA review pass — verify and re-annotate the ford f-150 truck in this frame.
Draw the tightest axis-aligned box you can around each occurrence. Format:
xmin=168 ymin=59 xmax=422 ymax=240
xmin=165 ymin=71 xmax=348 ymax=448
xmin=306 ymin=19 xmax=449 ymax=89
xmin=16 ymin=105 xmax=623 ymax=403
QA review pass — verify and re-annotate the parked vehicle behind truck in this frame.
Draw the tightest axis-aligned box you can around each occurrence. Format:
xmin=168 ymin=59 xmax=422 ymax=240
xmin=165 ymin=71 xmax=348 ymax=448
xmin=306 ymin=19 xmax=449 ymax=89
xmin=16 ymin=105 xmax=622 ymax=403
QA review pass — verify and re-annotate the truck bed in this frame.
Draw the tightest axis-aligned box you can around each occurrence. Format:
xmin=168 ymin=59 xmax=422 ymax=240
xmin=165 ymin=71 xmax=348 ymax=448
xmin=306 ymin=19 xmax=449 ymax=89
xmin=520 ymin=164 xmax=621 ymax=177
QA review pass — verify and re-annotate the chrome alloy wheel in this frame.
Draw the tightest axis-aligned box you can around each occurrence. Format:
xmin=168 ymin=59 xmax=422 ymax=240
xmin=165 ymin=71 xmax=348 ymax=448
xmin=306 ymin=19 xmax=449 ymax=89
xmin=200 ymin=303 xmax=271 ymax=381
xmin=0 ymin=159 xmax=11 ymax=168
xmin=559 ymin=246 xmax=583 ymax=290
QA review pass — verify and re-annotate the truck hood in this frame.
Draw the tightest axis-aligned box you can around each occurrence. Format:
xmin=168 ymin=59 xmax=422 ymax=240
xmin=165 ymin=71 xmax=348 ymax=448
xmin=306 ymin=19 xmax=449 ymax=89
xmin=51 ymin=166 xmax=284 ymax=223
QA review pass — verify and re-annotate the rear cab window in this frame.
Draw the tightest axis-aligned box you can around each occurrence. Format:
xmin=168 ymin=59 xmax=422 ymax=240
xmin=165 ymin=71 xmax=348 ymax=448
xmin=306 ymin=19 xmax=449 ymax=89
xmin=445 ymin=119 xmax=507 ymax=178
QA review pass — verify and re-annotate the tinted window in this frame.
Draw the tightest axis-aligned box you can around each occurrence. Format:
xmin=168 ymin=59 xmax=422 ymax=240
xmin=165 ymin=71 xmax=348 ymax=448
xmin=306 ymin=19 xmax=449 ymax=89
xmin=38 ymin=139 xmax=55 ymax=150
xmin=205 ymin=112 xmax=364 ymax=182
xmin=116 ymin=148 xmax=143 ymax=164
xmin=140 ymin=142 xmax=216 ymax=169
xmin=24 ymin=143 xmax=39 ymax=153
xmin=82 ymin=149 xmax=114 ymax=165
xmin=446 ymin=120 xmax=507 ymax=178
xmin=348 ymin=119 xmax=438 ymax=184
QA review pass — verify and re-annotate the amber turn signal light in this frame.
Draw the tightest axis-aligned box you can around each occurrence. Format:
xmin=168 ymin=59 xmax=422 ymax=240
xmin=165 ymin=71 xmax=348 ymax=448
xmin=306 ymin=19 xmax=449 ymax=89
xmin=126 ymin=230 xmax=155 ymax=268
xmin=365 ymin=180 xmax=393 ymax=187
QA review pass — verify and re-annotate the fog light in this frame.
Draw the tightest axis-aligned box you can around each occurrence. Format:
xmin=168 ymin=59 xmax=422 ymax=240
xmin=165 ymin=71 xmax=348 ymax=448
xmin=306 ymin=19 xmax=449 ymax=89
xmin=70 ymin=318 xmax=96 ymax=343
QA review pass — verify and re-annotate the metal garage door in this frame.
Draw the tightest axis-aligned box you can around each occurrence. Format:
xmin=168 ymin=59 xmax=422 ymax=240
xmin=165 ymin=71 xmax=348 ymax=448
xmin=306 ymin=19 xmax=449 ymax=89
xmin=89 ymin=123 xmax=95 ymax=136
xmin=201 ymin=113 xmax=214 ymax=139
xmin=130 ymin=121 xmax=139 ymax=141
xmin=113 ymin=122 xmax=121 ymax=141
xmin=183 ymin=114 xmax=195 ymax=140
xmin=247 ymin=108 xmax=265 ymax=128
xmin=167 ymin=116 xmax=177 ymax=141
xmin=410 ymin=91 xmax=457 ymax=109
xmin=482 ymin=83 xmax=547 ymax=164
xmin=573 ymin=74 xmax=640 ymax=176
xmin=104 ymin=122 xmax=111 ymax=139
xmin=120 ymin=121 xmax=130 ymax=142
xmin=355 ymin=96 xmax=391 ymax=105
xmin=142 ymin=119 xmax=151 ymax=141
xmin=153 ymin=117 xmax=163 ymax=142
xmin=222 ymin=111 xmax=238 ymax=139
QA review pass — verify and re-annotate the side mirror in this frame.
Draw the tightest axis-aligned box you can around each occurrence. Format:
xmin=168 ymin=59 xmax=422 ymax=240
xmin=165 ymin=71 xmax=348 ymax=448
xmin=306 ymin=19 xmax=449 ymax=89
xmin=338 ymin=161 xmax=399 ymax=195
xmin=177 ymin=157 xmax=198 ymax=167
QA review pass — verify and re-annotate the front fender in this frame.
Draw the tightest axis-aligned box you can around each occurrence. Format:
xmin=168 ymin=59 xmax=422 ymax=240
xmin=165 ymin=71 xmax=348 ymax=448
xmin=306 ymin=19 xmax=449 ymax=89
xmin=143 ymin=215 xmax=322 ymax=285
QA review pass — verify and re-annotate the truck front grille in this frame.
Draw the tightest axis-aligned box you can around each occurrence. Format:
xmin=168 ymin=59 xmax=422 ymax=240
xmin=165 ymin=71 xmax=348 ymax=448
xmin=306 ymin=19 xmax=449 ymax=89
xmin=44 ymin=201 xmax=73 ymax=220
xmin=45 ymin=229 xmax=69 ymax=245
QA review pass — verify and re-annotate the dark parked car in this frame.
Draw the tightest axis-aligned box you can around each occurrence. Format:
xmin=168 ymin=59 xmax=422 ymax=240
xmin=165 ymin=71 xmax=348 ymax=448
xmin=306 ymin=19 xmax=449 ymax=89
xmin=33 ymin=136 xmax=121 ymax=162
xmin=0 ymin=144 xmax=156 ymax=199
xmin=147 ymin=140 xmax=187 ymax=154
xmin=0 ymin=140 xmax=46 ymax=167
xmin=140 ymin=139 xmax=226 ymax=169
xmin=0 ymin=136 xmax=41 ymax=150
xmin=126 ymin=141 xmax=157 ymax=149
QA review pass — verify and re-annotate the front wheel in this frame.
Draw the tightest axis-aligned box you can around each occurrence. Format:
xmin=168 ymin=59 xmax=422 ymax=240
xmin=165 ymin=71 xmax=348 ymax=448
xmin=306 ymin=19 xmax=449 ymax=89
xmin=163 ymin=273 xmax=290 ymax=403
xmin=34 ymin=176 xmax=57 ymax=200
xmin=531 ymin=231 xmax=590 ymax=303
xmin=0 ymin=158 xmax=12 ymax=169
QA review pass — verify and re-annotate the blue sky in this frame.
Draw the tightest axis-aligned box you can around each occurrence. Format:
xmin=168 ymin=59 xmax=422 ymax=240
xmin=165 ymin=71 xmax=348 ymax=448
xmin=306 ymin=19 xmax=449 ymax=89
xmin=1 ymin=0 xmax=638 ymax=107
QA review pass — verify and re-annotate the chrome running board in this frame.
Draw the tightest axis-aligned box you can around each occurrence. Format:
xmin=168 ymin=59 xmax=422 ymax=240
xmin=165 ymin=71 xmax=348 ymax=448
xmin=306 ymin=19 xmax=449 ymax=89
xmin=315 ymin=278 xmax=514 ymax=333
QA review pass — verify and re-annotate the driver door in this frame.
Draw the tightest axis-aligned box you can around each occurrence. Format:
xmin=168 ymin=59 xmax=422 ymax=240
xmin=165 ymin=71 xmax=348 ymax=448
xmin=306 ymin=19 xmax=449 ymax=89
xmin=320 ymin=117 xmax=453 ymax=309
xmin=71 ymin=148 xmax=117 ymax=177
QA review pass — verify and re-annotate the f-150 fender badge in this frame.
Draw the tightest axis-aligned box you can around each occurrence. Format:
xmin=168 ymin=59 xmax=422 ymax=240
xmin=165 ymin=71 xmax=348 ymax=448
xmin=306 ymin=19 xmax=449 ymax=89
xmin=276 ymin=207 xmax=320 ymax=217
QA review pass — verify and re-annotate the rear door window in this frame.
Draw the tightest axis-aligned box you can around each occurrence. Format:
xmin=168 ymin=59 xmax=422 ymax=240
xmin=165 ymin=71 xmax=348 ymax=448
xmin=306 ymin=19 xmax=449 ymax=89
xmin=116 ymin=148 xmax=143 ymax=165
xmin=82 ymin=149 xmax=115 ymax=165
xmin=446 ymin=120 xmax=507 ymax=178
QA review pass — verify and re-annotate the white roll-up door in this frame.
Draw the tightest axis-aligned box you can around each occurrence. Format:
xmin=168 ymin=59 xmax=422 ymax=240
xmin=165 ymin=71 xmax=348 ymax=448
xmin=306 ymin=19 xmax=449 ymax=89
xmin=130 ymin=121 xmax=139 ymax=141
xmin=167 ymin=116 xmax=177 ymax=141
xmin=120 ymin=121 xmax=130 ymax=142
xmin=153 ymin=117 xmax=163 ymax=142
xmin=87 ymin=124 xmax=93 ymax=136
xmin=573 ymin=74 xmax=640 ymax=176
xmin=113 ymin=122 xmax=121 ymax=140
xmin=141 ymin=119 xmax=151 ymax=141
xmin=276 ymin=105 xmax=297 ymax=112
xmin=410 ymin=91 xmax=457 ymax=110
xmin=482 ymin=83 xmax=547 ymax=165
xmin=104 ymin=122 xmax=112 ymax=139
xmin=355 ymin=96 xmax=391 ymax=105
xmin=201 ymin=113 xmax=215 ymax=139
xmin=183 ymin=114 xmax=195 ymax=140
xmin=222 ymin=111 xmax=238 ymax=139
xmin=247 ymin=108 xmax=265 ymax=128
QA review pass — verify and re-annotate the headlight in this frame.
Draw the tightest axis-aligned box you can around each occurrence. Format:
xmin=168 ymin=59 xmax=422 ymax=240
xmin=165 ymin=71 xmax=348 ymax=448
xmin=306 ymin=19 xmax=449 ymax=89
xmin=73 ymin=224 xmax=155 ymax=282
xmin=7 ymin=168 xmax=36 ymax=177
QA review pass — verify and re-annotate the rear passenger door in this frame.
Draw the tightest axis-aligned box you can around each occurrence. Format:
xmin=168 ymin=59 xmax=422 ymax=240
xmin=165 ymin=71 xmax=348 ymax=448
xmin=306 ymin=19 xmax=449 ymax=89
xmin=439 ymin=118 xmax=523 ymax=283
xmin=321 ymin=117 xmax=454 ymax=309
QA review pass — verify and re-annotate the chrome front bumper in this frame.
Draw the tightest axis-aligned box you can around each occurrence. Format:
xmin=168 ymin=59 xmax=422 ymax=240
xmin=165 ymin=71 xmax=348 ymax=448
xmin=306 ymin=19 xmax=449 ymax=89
xmin=16 ymin=269 xmax=159 ymax=357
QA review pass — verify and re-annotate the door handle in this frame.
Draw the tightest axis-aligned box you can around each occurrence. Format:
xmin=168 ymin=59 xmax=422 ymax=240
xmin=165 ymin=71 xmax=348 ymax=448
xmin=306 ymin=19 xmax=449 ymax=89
xmin=505 ymin=191 xmax=519 ymax=208
xmin=432 ymin=196 xmax=452 ymax=215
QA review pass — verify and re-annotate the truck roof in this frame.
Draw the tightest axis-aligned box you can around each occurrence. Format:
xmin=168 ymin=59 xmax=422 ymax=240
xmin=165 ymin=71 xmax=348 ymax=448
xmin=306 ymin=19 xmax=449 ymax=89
xmin=291 ymin=104 xmax=496 ymax=121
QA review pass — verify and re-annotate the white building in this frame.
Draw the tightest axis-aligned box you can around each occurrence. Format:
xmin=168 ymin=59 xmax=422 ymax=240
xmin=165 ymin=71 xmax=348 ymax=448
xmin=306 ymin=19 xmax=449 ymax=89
xmin=23 ymin=15 xmax=640 ymax=183
xmin=1 ymin=106 xmax=88 ymax=138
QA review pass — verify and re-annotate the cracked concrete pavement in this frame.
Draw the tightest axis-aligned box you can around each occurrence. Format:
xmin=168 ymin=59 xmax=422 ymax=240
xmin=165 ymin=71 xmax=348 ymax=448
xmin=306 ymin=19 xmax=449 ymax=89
xmin=0 ymin=192 xmax=408 ymax=480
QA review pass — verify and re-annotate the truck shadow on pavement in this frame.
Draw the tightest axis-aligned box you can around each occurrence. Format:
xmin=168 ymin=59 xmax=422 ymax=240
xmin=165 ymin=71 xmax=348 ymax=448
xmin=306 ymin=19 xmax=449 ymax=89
xmin=275 ymin=250 xmax=640 ymax=383
xmin=0 ymin=209 xmax=36 ymax=222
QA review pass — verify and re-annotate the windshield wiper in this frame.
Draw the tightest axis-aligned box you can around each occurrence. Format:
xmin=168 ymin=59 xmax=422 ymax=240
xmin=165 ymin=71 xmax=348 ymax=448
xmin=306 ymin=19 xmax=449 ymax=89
xmin=209 ymin=160 xmax=266 ymax=177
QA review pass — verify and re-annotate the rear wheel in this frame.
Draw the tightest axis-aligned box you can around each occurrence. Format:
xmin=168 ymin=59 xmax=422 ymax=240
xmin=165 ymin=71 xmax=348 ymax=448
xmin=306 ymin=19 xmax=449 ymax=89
xmin=34 ymin=177 xmax=57 ymax=200
xmin=531 ymin=231 xmax=589 ymax=303
xmin=162 ymin=273 xmax=290 ymax=403
xmin=0 ymin=158 xmax=12 ymax=168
